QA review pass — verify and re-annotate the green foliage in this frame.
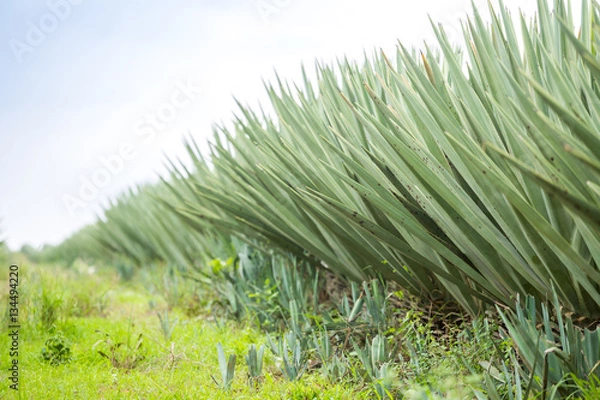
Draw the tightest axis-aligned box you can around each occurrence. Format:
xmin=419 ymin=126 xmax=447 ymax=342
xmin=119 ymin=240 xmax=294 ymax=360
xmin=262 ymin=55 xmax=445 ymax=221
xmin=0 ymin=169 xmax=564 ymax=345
xmin=245 ymin=344 xmax=265 ymax=385
xmin=115 ymin=258 xmax=136 ymax=282
xmin=214 ymin=342 xmax=236 ymax=390
xmin=277 ymin=331 xmax=308 ymax=382
xmin=156 ymin=310 xmax=178 ymax=342
xmin=93 ymin=329 xmax=145 ymax=370
xmin=362 ymin=280 xmax=388 ymax=333
xmin=338 ymin=281 xmax=365 ymax=324
xmin=0 ymin=262 xmax=366 ymax=398
xmin=570 ymin=374 xmax=600 ymax=399
xmin=65 ymin=287 xmax=108 ymax=318
xmin=0 ymin=219 xmax=8 ymax=265
xmin=312 ymin=329 xmax=348 ymax=381
xmin=35 ymin=183 xmax=230 ymax=269
xmin=403 ymin=366 xmax=480 ymax=400
xmin=41 ymin=330 xmax=72 ymax=365
xmin=39 ymin=288 xmax=63 ymax=330
xmin=13 ymin=270 xmax=66 ymax=332
xmin=352 ymin=334 xmax=396 ymax=398
xmin=498 ymin=291 xmax=600 ymax=397
xmin=19 ymin=244 xmax=37 ymax=259
xmin=210 ymin=242 xmax=321 ymax=331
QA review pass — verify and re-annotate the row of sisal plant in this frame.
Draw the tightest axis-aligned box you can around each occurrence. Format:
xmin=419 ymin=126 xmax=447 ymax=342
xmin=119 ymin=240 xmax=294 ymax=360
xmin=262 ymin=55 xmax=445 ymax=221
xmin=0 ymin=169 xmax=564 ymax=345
xmin=38 ymin=181 xmax=226 ymax=271
xmin=45 ymin=0 xmax=600 ymax=319
xmin=161 ymin=0 xmax=600 ymax=318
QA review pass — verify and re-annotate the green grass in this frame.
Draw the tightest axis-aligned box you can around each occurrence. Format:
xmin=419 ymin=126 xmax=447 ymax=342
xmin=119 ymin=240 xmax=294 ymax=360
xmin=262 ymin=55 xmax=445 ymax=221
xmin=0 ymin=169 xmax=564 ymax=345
xmin=2 ymin=254 xmax=594 ymax=398
xmin=0 ymin=262 xmax=369 ymax=399
xmin=5 ymin=319 xmax=358 ymax=399
xmin=2 ymin=256 xmax=593 ymax=398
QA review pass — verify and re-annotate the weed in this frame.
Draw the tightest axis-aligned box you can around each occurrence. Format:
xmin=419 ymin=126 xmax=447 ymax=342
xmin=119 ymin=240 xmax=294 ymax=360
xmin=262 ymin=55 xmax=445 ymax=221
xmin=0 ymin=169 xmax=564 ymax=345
xmin=66 ymin=289 xmax=108 ymax=318
xmin=569 ymin=374 xmax=600 ymax=399
xmin=39 ymin=287 xmax=63 ymax=330
xmin=41 ymin=330 xmax=72 ymax=365
xmin=93 ymin=329 xmax=145 ymax=370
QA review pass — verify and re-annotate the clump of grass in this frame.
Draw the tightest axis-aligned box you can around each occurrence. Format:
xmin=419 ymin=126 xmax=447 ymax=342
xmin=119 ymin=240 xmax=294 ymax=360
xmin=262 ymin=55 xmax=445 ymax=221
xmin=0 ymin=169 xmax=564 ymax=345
xmin=570 ymin=374 xmax=600 ymax=399
xmin=65 ymin=289 xmax=108 ymax=318
xmin=93 ymin=329 xmax=145 ymax=370
xmin=5 ymin=268 xmax=67 ymax=334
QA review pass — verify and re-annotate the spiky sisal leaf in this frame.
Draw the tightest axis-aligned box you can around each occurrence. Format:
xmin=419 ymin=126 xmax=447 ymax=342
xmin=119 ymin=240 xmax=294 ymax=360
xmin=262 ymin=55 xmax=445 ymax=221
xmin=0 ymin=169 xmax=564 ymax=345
xmin=498 ymin=290 xmax=600 ymax=393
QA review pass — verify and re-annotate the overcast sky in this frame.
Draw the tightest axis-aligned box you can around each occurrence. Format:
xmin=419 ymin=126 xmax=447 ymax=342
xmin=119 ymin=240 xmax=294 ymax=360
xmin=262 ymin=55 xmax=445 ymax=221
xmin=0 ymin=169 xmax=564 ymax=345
xmin=0 ymin=0 xmax=539 ymax=250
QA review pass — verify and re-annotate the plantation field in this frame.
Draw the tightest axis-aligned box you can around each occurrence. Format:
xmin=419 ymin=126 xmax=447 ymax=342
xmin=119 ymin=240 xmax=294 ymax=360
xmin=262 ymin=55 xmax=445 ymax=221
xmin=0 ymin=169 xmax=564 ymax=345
xmin=5 ymin=1 xmax=600 ymax=398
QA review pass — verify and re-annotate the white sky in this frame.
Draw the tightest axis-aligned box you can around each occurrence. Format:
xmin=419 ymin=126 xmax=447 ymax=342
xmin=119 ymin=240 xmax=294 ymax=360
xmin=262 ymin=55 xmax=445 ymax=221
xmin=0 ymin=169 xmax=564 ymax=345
xmin=0 ymin=0 xmax=540 ymax=250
